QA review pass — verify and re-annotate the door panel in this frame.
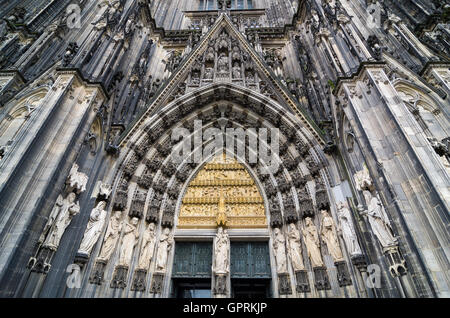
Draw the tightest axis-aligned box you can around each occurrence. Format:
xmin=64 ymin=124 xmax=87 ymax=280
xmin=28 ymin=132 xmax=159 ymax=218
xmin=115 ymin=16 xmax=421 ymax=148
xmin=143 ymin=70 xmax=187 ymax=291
xmin=252 ymin=243 xmax=271 ymax=278
xmin=231 ymin=242 xmax=271 ymax=279
xmin=194 ymin=242 xmax=213 ymax=277
xmin=172 ymin=242 xmax=212 ymax=278
xmin=230 ymin=242 xmax=249 ymax=278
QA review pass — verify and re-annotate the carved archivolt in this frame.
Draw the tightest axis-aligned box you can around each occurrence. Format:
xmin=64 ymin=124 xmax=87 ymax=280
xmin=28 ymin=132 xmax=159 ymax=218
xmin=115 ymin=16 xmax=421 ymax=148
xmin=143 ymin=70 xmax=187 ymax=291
xmin=0 ymin=88 xmax=48 ymax=149
xmin=95 ymin=84 xmax=333 ymax=290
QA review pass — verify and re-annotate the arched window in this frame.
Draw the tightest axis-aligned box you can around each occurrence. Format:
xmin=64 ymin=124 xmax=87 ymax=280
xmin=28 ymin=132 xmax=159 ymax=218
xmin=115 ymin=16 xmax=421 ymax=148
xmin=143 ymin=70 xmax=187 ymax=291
xmin=395 ymin=83 xmax=448 ymax=141
xmin=0 ymin=89 xmax=47 ymax=154
xmin=395 ymin=82 xmax=450 ymax=172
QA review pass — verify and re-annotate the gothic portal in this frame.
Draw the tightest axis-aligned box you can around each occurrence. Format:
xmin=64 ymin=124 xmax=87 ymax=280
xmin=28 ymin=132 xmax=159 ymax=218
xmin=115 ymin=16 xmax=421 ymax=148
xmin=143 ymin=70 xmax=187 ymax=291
xmin=0 ymin=0 xmax=449 ymax=298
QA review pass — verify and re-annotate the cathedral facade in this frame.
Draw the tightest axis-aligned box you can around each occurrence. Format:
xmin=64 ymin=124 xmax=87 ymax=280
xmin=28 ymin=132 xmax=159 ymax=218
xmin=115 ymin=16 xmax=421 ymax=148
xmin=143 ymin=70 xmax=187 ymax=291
xmin=0 ymin=0 xmax=449 ymax=298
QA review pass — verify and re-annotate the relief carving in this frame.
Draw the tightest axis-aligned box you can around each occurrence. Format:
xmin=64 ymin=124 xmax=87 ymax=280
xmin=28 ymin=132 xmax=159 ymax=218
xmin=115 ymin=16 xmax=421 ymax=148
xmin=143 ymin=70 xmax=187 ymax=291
xmin=302 ymin=217 xmax=324 ymax=268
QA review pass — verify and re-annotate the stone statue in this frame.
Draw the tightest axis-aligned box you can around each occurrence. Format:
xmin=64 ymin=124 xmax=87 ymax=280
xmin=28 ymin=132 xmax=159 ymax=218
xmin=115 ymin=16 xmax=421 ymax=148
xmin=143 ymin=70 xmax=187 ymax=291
xmin=98 ymin=211 xmax=123 ymax=261
xmin=124 ymin=13 xmax=135 ymax=35
xmin=78 ymin=201 xmax=108 ymax=256
xmin=363 ymin=191 xmax=397 ymax=248
xmin=214 ymin=227 xmax=229 ymax=274
xmin=217 ymin=53 xmax=229 ymax=74
xmin=287 ymin=223 xmax=305 ymax=271
xmin=354 ymin=165 xmax=373 ymax=192
xmin=66 ymin=163 xmax=88 ymax=193
xmin=218 ymin=31 xmax=229 ymax=51
xmin=302 ymin=217 xmax=323 ymax=268
xmin=336 ymin=201 xmax=362 ymax=256
xmin=205 ymin=46 xmax=215 ymax=62
xmin=320 ymin=210 xmax=344 ymax=262
xmin=118 ymin=217 xmax=140 ymax=267
xmin=204 ymin=67 xmax=214 ymax=79
xmin=273 ymin=228 xmax=288 ymax=273
xmin=232 ymin=45 xmax=241 ymax=61
xmin=137 ymin=222 xmax=157 ymax=270
xmin=42 ymin=192 xmax=80 ymax=250
xmin=155 ymin=228 xmax=174 ymax=273
xmin=232 ymin=62 xmax=241 ymax=78
xmin=39 ymin=195 xmax=63 ymax=244
xmin=98 ymin=182 xmax=112 ymax=200
xmin=246 ymin=72 xmax=255 ymax=84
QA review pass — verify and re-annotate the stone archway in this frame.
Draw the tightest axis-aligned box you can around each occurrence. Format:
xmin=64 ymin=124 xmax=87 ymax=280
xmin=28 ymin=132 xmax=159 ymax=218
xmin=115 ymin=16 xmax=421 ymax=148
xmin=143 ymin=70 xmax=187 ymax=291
xmin=86 ymin=83 xmax=354 ymax=298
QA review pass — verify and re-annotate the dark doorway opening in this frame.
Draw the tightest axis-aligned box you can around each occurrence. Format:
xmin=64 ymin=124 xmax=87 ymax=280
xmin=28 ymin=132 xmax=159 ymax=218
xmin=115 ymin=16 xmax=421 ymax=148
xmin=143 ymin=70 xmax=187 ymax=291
xmin=231 ymin=279 xmax=271 ymax=298
xmin=173 ymin=278 xmax=212 ymax=298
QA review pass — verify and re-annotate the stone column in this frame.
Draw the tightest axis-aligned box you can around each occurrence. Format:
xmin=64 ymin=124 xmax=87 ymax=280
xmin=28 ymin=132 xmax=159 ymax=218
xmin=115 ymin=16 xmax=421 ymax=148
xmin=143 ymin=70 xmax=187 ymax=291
xmin=0 ymin=70 xmax=106 ymax=297
xmin=336 ymin=65 xmax=449 ymax=297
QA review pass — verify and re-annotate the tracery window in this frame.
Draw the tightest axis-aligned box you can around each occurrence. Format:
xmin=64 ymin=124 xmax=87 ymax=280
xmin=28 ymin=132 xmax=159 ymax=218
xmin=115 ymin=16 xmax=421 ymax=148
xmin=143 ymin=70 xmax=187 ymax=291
xmin=395 ymin=83 xmax=450 ymax=172
xmin=197 ymin=0 xmax=253 ymax=10
xmin=0 ymin=89 xmax=47 ymax=157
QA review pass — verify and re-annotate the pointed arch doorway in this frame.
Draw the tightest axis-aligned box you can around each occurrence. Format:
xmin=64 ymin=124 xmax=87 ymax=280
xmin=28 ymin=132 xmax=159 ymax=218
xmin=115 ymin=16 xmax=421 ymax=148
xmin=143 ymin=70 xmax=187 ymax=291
xmin=170 ymin=152 xmax=273 ymax=298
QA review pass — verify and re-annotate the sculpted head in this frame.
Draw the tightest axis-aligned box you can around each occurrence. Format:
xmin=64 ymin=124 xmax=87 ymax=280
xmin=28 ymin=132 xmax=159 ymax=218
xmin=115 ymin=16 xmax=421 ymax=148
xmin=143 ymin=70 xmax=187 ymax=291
xmin=164 ymin=227 xmax=171 ymax=235
xmin=98 ymin=201 xmax=106 ymax=210
xmin=149 ymin=222 xmax=156 ymax=231
xmin=305 ymin=217 xmax=313 ymax=227
xmin=67 ymin=192 xmax=77 ymax=203
xmin=131 ymin=217 xmax=139 ymax=225
xmin=113 ymin=211 xmax=122 ymax=219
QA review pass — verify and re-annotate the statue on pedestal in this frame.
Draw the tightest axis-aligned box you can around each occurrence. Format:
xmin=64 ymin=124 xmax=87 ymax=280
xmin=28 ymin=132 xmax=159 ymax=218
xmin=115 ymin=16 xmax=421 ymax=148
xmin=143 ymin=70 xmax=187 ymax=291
xmin=42 ymin=193 xmax=80 ymax=250
xmin=363 ymin=191 xmax=397 ymax=248
xmin=98 ymin=211 xmax=123 ymax=261
xmin=287 ymin=223 xmax=305 ymax=271
xmin=273 ymin=228 xmax=288 ymax=273
xmin=118 ymin=217 xmax=140 ymax=267
xmin=214 ymin=226 xmax=230 ymax=274
xmin=302 ymin=217 xmax=323 ymax=268
xmin=137 ymin=222 xmax=157 ymax=270
xmin=320 ymin=210 xmax=344 ymax=262
xmin=155 ymin=228 xmax=174 ymax=273
xmin=336 ymin=201 xmax=362 ymax=256
xmin=78 ymin=201 xmax=107 ymax=257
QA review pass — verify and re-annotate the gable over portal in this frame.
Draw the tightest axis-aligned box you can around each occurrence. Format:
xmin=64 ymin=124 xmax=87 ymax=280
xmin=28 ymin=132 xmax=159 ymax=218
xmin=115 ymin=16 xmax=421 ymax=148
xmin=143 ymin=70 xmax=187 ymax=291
xmin=121 ymin=13 xmax=325 ymax=148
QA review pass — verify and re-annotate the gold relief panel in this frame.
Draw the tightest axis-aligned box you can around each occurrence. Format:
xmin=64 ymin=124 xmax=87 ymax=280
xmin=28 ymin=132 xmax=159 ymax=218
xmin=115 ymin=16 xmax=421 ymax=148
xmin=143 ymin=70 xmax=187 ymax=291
xmin=183 ymin=186 xmax=261 ymax=198
xmin=178 ymin=153 xmax=267 ymax=229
